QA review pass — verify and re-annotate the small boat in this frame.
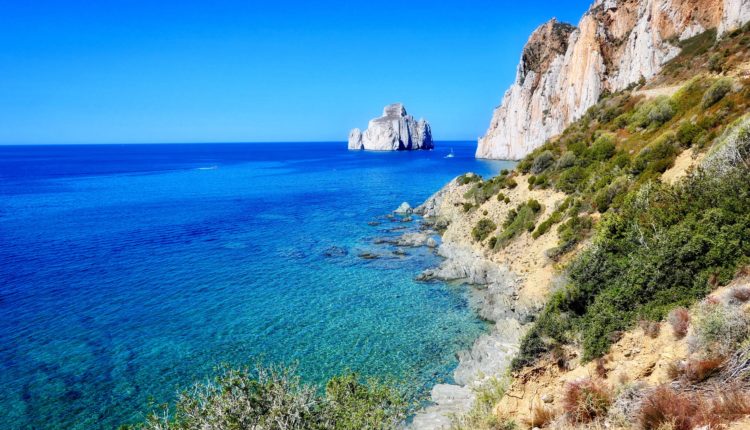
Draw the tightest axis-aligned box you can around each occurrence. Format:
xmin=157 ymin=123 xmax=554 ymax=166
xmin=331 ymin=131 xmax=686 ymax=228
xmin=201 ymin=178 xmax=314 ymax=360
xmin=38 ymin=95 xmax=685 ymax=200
xmin=445 ymin=148 xmax=455 ymax=158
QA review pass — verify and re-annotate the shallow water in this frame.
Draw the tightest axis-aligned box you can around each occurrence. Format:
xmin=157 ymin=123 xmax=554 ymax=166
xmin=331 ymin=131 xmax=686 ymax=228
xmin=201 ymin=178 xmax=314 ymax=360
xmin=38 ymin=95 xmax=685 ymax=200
xmin=0 ymin=142 xmax=512 ymax=429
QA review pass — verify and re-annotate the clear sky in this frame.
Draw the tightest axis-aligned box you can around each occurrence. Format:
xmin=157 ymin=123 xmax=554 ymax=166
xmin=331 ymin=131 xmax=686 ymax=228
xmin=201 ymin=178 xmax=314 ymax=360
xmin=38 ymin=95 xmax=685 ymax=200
xmin=0 ymin=1 xmax=592 ymax=144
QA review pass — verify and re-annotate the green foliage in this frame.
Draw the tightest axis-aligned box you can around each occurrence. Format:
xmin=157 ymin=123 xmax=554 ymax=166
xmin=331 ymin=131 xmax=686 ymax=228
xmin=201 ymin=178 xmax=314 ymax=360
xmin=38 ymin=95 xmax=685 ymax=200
xmin=593 ymin=176 xmax=628 ymax=212
xmin=589 ymin=134 xmax=616 ymax=161
xmin=545 ymin=214 xmax=592 ymax=261
xmin=323 ymin=374 xmax=407 ymax=430
xmin=689 ymin=301 xmax=750 ymax=358
xmin=532 ymin=197 xmax=573 ymax=239
xmin=464 ymin=173 xmax=519 ymax=205
xmin=472 ymin=218 xmax=497 ymax=242
xmin=631 ymin=133 xmax=678 ymax=176
xmin=676 ymin=120 xmax=704 ymax=147
xmin=701 ymin=77 xmax=733 ymax=108
xmin=628 ymin=96 xmax=676 ymax=130
xmin=515 ymin=164 xmax=750 ymax=367
xmin=461 ymin=202 xmax=475 ymax=212
xmin=449 ymin=378 xmax=516 ymax=430
xmin=457 ymin=173 xmax=481 ymax=185
xmin=125 ymin=364 xmax=407 ymax=430
xmin=556 ymin=166 xmax=588 ymax=194
xmin=494 ymin=200 xmax=542 ymax=249
xmin=532 ymin=150 xmax=555 ymax=174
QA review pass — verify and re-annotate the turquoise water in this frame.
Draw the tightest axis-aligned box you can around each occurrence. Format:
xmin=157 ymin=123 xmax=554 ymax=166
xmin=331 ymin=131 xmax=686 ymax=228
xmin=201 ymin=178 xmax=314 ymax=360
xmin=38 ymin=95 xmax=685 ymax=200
xmin=0 ymin=142 xmax=511 ymax=429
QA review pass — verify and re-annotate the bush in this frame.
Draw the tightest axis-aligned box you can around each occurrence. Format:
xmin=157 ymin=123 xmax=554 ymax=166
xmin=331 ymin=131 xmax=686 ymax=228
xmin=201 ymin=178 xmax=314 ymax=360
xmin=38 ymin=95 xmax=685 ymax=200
xmin=668 ymin=307 xmax=691 ymax=339
xmin=517 ymin=162 xmax=750 ymax=364
xmin=688 ymin=301 xmax=750 ymax=357
xmin=639 ymin=385 xmax=750 ymax=430
xmin=639 ymin=320 xmax=661 ymax=339
xmin=629 ymin=96 xmax=676 ymax=130
xmin=676 ymin=121 xmax=703 ymax=147
xmin=557 ymin=151 xmax=577 ymax=169
xmin=457 ymin=173 xmax=481 ymax=185
xmin=589 ymin=134 xmax=616 ymax=160
xmin=556 ymin=166 xmax=588 ymax=194
xmin=495 ymin=201 xmax=541 ymax=248
xmin=680 ymin=357 xmax=725 ymax=382
xmin=126 ymin=364 xmax=407 ymax=430
xmin=701 ymin=78 xmax=732 ymax=108
xmin=631 ymin=133 xmax=678 ymax=175
xmin=562 ymin=378 xmax=611 ymax=423
xmin=531 ymin=150 xmax=555 ymax=174
xmin=472 ymin=218 xmax=497 ymax=242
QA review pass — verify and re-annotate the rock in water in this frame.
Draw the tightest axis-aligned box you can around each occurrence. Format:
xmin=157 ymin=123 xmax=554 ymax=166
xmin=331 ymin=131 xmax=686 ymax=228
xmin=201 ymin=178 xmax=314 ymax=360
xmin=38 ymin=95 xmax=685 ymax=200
xmin=348 ymin=103 xmax=434 ymax=151
xmin=394 ymin=202 xmax=413 ymax=214
xmin=476 ymin=0 xmax=750 ymax=160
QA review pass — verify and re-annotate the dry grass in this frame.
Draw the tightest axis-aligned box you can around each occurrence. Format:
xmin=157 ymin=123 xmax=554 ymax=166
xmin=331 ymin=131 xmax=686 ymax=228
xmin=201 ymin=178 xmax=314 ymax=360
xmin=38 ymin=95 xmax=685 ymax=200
xmin=682 ymin=357 xmax=725 ymax=383
xmin=562 ymin=378 xmax=612 ymax=424
xmin=526 ymin=404 xmax=556 ymax=428
xmin=668 ymin=308 xmax=690 ymax=339
xmin=639 ymin=385 xmax=750 ymax=430
xmin=639 ymin=320 xmax=661 ymax=339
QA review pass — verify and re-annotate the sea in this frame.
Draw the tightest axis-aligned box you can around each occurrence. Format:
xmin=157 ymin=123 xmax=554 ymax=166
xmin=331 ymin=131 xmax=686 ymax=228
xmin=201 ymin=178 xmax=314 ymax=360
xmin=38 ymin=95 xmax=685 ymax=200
xmin=0 ymin=141 xmax=512 ymax=429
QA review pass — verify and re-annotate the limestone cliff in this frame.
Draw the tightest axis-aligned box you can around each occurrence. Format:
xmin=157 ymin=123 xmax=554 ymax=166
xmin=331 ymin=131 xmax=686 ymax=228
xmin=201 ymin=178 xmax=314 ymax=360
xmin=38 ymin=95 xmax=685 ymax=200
xmin=348 ymin=103 xmax=433 ymax=151
xmin=476 ymin=0 xmax=750 ymax=160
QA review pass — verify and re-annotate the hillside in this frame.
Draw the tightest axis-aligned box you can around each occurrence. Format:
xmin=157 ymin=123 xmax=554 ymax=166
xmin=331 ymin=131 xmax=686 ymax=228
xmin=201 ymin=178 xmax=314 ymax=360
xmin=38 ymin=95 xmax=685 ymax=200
xmin=446 ymin=20 xmax=750 ymax=430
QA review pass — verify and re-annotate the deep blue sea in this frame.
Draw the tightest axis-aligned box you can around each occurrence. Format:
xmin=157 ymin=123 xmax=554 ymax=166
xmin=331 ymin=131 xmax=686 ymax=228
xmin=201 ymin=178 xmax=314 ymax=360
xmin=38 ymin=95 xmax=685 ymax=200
xmin=0 ymin=142 xmax=510 ymax=429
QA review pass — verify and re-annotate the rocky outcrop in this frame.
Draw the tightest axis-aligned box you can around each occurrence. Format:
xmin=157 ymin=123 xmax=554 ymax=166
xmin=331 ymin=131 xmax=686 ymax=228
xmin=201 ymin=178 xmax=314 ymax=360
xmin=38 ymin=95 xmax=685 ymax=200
xmin=348 ymin=103 xmax=433 ymax=151
xmin=477 ymin=0 xmax=750 ymax=160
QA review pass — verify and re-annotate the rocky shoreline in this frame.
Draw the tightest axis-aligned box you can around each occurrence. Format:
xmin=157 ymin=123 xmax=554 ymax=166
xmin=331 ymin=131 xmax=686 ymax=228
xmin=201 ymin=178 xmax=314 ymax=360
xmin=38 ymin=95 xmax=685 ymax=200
xmin=365 ymin=176 xmax=544 ymax=430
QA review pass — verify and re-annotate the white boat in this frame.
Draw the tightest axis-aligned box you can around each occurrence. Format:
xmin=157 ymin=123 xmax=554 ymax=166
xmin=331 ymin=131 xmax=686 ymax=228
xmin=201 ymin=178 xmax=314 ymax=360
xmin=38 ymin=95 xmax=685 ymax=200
xmin=445 ymin=148 xmax=455 ymax=158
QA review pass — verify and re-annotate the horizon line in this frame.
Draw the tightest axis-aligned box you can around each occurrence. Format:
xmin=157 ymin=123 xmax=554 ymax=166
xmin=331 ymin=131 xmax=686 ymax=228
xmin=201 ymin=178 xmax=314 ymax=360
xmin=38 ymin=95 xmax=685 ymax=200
xmin=0 ymin=139 xmax=480 ymax=146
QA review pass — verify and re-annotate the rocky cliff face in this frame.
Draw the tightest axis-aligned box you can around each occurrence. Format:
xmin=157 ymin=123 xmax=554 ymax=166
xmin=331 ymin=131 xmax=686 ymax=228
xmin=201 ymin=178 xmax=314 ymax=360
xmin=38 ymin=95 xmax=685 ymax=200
xmin=348 ymin=103 xmax=433 ymax=151
xmin=476 ymin=0 xmax=750 ymax=160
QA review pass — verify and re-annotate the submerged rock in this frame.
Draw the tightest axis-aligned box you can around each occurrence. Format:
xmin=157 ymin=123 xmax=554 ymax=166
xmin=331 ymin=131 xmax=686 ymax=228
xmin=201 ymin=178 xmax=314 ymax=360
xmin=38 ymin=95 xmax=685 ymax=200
xmin=323 ymin=246 xmax=348 ymax=257
xmin=394 ymin=202 xmax=413 ymax=214
xmin=348 ymin=103 xmax=433 ymax=151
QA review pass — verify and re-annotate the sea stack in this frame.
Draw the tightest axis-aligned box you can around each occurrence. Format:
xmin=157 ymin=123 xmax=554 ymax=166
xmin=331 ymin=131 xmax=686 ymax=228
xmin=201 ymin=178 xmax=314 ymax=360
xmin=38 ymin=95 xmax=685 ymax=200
xmin=348 ymin=103 xmax=433 ymax=151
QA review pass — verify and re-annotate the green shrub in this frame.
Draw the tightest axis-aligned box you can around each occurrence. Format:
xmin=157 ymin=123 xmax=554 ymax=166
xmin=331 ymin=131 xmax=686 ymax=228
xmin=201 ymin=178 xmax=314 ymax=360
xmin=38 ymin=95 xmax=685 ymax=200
xmin=472 ymin=218 xmax=498 ymax=242
xmin=629 ymin=96 xmax=676 ymax=130
xmin=676 ymin=121 xmax=703 ymax=147
xmin=701 ymin=78 xmax=732 ymax=108
xmin=516 ymin=164 xmax=750 ymax=366
xmin=462 ymin=202 xmax=474 ymax=212
xmin=557 ymin=151 xmax=577 ymax=169
xmin=589 ymin=134 xmax=616 ymax=161
xmin=593 ymin=176 xmax=629 ymax=212
xmin=125 ymin=364 xmax=407 ymax=430
xmin=688 ymin=301 xmax=750 ymax=357
xmin=557 ymin=167 xmax=588 ymax=194
xmin=631 ymin=133 xmax=678 ymax=175
xmin=495 ymin=202 xmax=541 ymax=248
xmin=532 ymin=150 xmax=555 ymax=174
xmin=527 ymin=199 xmax=542 ymax=213
xmin=457 ymin=173 xmax=482 ymax=185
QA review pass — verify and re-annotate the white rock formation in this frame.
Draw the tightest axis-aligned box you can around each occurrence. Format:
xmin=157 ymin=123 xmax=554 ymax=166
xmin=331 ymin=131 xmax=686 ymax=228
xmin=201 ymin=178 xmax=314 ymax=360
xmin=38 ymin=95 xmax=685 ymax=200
xmin=477 ymin=0 xmax=750 ymax=160
xmin=348 ymin=103 xmax=433 ymax=151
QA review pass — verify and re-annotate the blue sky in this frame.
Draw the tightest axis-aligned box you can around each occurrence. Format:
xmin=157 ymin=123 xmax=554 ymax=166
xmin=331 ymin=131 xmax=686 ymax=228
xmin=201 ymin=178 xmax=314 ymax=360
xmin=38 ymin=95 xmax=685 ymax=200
xmin=0 ymin=1 xmax=592 ymax=144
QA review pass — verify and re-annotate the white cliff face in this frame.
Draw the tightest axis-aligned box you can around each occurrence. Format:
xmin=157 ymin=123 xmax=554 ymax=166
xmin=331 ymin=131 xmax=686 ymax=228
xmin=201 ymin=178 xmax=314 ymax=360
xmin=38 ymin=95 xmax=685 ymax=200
xmin=477 ymin=0 xmax=750 ymax=160
xmin=348 ymin=103 xmax=434 ymax=151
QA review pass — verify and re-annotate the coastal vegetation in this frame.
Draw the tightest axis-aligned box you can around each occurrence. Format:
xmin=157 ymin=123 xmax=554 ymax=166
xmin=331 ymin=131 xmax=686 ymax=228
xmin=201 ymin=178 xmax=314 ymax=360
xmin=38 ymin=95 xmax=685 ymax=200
xmin=121 ymin=364 xmax=407 ymax=430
